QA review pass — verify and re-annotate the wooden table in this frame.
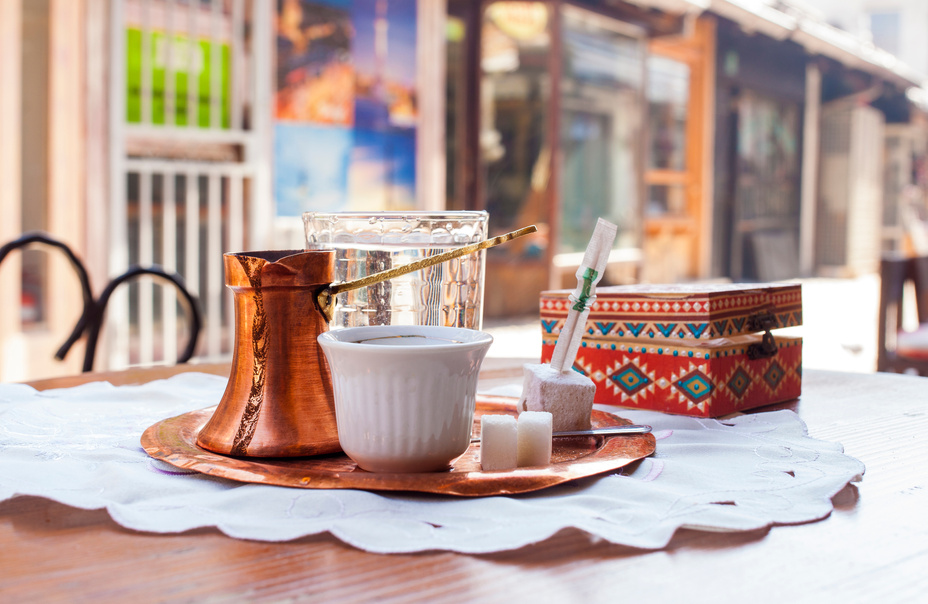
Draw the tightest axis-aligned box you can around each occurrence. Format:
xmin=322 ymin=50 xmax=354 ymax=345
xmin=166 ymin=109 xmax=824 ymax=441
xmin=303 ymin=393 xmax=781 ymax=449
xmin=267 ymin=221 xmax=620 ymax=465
xmin=2 ymin=365 xmax=926 ymax=603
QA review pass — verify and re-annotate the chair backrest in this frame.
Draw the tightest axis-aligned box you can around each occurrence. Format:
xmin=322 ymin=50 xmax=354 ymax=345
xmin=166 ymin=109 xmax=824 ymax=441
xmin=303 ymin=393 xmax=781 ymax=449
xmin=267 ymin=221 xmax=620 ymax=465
xmin=0 ymin=232 xmax=95 ymax=362
xmin=877 ymin=253 xmax=928 ymax=374
xmin=1 ymin=231 xmax=202 ymax=373
xmin=82 ymin=266 xmax=202 ymax=372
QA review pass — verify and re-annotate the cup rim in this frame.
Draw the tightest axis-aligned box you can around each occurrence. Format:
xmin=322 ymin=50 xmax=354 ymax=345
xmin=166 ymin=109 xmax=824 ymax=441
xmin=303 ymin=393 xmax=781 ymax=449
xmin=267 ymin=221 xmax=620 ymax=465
xmin=317 ymin=325 xmax=493 ymax=352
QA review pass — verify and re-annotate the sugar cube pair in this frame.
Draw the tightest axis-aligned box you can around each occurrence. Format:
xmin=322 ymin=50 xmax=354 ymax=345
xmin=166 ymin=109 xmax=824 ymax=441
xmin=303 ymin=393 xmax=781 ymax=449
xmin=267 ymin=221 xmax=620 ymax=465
xmin=480 ymin=411 xmax=552 ymax=471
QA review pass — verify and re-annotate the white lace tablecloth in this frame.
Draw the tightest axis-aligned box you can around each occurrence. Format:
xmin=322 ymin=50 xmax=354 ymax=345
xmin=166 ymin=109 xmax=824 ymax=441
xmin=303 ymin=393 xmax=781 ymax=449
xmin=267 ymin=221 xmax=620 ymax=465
xmin=0 ymin=373 xmax=864 ymax=554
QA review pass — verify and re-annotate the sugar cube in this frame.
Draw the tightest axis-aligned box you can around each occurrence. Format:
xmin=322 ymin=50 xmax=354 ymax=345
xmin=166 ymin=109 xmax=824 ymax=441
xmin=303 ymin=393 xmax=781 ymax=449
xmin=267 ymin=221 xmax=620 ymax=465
xmin=518 ymin=363 xmax=595 ymax=432
xmin=480 ymin=414 xmax=518 ymax=471
xmin=517 ymin=411 xmax=552 ymax=467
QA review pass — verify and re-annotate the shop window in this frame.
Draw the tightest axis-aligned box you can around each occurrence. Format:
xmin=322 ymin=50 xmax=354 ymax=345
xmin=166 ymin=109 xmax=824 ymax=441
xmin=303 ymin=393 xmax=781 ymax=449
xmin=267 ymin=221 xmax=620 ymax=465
xmin=732 ymin=90 xmax=801 ymax=280
xmin=647 ymin=184 xmax=686 ymax=217
xmin=473 ymin=2 xmax=645 ymax=263
xmin=559 ymin=5 xmax=644 ymax=254
xmin=644 ymin=54 xmax=689 ymax=223
xmin=647 ymin=55 xmax=689 ymax=172
xmin=479 ymin=1 xmax=551 ymax=254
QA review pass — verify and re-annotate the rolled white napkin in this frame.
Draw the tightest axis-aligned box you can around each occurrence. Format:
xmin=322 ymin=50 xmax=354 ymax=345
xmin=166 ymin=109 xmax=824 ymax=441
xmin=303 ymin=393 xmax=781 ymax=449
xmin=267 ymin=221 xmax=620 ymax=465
xmin=549 ymin=218 xmax=617 ymax=373
xmin=519 ymin=218 xmax=617 ymax=432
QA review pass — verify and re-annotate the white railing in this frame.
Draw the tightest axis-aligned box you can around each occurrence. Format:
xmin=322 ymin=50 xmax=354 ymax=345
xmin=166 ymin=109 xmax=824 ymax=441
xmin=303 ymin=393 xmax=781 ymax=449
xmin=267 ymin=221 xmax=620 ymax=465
xmin=107 ymin=0 xmax=270 ymax=368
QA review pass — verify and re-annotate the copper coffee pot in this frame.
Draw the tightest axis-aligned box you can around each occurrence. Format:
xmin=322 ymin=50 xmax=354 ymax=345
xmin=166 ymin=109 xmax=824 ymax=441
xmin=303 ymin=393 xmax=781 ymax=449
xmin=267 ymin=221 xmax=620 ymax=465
xmin=196 ymin=226 xmax=537 ymax=458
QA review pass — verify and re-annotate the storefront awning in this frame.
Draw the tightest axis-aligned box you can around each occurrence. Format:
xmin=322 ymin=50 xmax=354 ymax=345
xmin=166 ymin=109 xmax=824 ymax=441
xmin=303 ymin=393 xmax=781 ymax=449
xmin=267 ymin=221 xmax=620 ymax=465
xmin=620 ymin=0 xmax=925 ymax=89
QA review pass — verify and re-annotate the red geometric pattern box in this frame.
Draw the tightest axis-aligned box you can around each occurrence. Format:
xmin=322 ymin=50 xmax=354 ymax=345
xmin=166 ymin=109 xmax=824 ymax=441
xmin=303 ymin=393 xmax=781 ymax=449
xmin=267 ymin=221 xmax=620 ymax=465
xmin=539 ymin=283 xmax=802 ymax=417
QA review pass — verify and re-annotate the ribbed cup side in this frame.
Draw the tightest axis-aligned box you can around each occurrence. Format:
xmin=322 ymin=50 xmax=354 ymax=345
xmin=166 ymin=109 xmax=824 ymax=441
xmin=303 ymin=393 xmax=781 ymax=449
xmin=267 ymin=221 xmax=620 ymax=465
xmin=330 ymin=364 xmax=477 ymax=472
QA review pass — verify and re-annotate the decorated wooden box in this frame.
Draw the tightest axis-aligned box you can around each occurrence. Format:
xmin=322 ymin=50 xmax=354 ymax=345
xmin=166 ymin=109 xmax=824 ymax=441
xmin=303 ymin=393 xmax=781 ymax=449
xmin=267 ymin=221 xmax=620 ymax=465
xmin=539 ymin=283 xmax=803 ymax=417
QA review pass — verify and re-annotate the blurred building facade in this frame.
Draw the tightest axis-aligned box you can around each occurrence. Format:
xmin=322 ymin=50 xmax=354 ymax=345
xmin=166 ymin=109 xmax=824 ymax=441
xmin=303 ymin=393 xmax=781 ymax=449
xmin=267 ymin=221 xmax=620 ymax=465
xmin=2 ymin=0 xmax=927 ymax=381
xmin=801 ymin=0 xmax=928 ymax=260
xmin=447 ymin=0 xmax=926 ymax=311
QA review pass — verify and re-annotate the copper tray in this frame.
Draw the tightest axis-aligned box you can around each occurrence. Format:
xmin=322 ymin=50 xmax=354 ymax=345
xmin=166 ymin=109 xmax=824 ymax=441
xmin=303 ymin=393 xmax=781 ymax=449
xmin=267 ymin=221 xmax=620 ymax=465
xmin=141 ymin=395 xmax=656 ymax=497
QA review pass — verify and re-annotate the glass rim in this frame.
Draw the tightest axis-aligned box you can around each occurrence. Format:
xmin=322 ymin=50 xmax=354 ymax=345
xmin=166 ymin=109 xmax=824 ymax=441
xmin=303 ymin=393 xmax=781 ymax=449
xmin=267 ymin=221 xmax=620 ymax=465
xmin=302 ymin=210 xmax=488 ymax=220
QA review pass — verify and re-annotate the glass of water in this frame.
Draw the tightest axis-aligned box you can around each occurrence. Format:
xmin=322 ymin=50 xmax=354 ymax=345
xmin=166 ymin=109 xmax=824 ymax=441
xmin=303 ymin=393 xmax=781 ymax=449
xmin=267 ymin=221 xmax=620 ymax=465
xmin=303 ymin=211 xmax=489 ymax=329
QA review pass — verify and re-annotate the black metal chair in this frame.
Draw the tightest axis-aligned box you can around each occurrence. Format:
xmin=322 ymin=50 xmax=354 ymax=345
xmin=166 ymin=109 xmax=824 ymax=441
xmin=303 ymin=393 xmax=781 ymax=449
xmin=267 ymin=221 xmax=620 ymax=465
xmin=877 ymin=253 xmax=928 ymax=375
xmin=79 ymin=266 xmax=202 ymax=372
xmin=0 ymin=231 xmax=202 ymax=372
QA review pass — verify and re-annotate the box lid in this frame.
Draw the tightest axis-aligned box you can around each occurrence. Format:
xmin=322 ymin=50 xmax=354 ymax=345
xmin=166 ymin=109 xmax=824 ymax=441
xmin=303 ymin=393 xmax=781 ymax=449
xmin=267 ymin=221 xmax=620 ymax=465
xmin=540 ymin=282 xmax=802 ymax=341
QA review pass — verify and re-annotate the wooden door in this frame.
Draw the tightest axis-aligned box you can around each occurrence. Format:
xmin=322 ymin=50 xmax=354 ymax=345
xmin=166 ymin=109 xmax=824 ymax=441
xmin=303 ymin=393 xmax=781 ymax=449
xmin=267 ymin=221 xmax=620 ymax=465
xmin=643 ymin=17 xmax=715 ymax=283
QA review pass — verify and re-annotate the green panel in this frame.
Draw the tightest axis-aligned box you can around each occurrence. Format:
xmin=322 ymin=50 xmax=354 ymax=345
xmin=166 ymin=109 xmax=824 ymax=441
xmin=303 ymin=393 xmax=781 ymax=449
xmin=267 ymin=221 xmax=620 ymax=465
xmin=126 ymin=27 xmax=230 ymax=129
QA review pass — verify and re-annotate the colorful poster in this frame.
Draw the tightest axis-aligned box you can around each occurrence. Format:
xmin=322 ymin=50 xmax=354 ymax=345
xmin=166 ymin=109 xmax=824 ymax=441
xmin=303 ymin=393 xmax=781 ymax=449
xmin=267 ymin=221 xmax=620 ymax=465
xmin=275 ymin=0 xmax=354 ymax=125
xmin=274 ymin=0 xmax=418 ymax=216
xmin=352 ymin=0 xmax=418 ymax=130
xmin=274 ymin=123 xmax=352 ymax=216
xmin=347 ymin=128 xmax=417 ymax=209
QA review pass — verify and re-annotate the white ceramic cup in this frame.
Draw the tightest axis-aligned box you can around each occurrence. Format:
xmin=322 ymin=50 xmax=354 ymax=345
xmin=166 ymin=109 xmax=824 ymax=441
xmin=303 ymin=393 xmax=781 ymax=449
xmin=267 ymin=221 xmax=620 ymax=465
xmin=317 ymin=325 xmax=493 ymax=473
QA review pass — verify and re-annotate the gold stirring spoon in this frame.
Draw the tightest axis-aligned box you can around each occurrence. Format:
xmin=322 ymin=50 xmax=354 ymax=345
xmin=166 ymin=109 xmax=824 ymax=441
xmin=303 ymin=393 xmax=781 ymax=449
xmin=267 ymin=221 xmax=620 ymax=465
xmin=316 ymin=225 xmax=538 ymax=322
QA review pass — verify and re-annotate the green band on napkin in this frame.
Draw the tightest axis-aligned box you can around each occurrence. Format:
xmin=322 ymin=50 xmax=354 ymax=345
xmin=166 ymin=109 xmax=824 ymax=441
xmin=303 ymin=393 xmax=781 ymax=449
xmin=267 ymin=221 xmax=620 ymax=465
xmin=572 ymin=267 xmax=599 ymax=311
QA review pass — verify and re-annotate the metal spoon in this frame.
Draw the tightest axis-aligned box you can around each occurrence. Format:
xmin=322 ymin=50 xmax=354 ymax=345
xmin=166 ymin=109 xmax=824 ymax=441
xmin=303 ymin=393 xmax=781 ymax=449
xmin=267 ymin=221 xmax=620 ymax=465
xmin=470 ymin=424 xmax=652 ymax=443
